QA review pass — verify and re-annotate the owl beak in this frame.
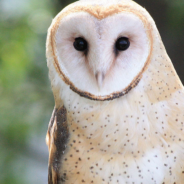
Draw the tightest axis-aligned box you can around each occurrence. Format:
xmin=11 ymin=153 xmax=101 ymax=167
xmin=95 ymin=72 xmax=105 ymax=88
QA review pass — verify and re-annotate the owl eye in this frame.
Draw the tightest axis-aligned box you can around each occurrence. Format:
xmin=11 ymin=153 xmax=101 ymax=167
xmin=115 ymin=37 xmax=130 ymax=51
xmin=73 ymin=37 xmax=88 ymax=51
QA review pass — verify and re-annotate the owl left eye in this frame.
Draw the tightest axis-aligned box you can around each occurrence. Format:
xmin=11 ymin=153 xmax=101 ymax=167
xmin=115 ymin=37 xmax=130 ymax=51
xmin=73 ymin=37 xmax=88 ymax=51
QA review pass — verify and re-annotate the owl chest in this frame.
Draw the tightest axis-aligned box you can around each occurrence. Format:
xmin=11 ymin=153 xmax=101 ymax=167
xmin=60 ymin=111 xmax=184 ymax=184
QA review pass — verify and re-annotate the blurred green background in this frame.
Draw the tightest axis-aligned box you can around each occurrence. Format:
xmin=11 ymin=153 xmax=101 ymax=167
xmin=0 ymin=0 xmax=183 ymax=183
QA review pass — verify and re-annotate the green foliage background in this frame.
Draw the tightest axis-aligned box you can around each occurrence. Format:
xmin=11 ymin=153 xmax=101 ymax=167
xmin=0 ymin=0 xmax=183 ymax=183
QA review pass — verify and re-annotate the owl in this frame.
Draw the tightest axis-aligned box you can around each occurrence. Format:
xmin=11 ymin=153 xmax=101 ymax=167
xmin=46 ymin=0 xmax=184 ymax=183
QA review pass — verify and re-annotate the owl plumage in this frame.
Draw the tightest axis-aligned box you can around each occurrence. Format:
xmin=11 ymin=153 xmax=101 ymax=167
xmin=46 ymin=0 xmax=184 ymax=183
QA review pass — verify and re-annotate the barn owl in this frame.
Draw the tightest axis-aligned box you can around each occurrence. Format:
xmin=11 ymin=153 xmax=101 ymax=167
xmin=46 ymin=0 xmax=184 ymax=183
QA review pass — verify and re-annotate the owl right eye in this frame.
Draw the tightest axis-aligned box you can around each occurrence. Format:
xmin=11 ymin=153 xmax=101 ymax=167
xmin=115 ymin=37 xmax=130 ymax=51
xmin=73 ymin=37 xmax=88 ymax=51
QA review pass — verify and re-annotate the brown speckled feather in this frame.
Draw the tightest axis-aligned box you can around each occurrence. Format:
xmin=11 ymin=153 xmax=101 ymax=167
xmin=46 ymin=106 xmax=69 ymax=184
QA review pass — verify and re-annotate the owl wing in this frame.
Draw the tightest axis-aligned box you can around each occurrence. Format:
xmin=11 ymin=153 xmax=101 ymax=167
xmin=46 ymin=106 xmax=69 ymax=184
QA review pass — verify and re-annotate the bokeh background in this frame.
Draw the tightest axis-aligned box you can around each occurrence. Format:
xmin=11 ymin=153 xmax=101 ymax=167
xmin=0 ymin=0 xmax=184 ymax=183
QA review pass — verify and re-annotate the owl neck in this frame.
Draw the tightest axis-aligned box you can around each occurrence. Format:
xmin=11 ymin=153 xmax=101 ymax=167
xmin=64 ymin=92 xmax=166 ymax=156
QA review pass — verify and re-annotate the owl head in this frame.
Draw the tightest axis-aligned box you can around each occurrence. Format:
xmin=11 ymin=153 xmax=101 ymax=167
xmin=46 ymin=0 xmax=182 ymax=105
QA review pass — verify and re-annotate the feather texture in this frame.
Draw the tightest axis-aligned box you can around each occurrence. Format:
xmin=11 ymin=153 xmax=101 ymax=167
xmin=46 ymin=107 xmax=69 ymax=184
